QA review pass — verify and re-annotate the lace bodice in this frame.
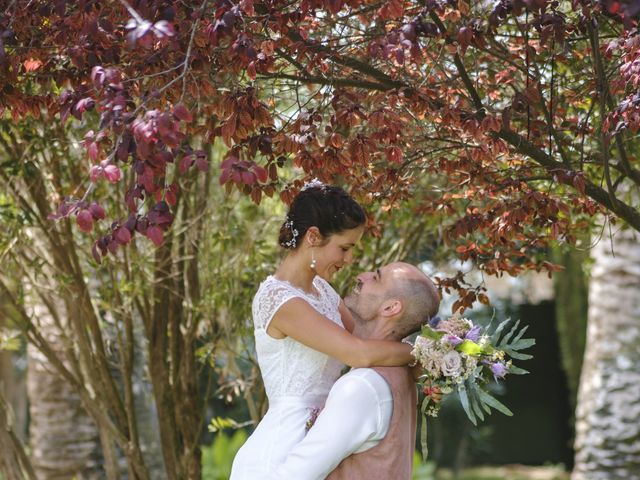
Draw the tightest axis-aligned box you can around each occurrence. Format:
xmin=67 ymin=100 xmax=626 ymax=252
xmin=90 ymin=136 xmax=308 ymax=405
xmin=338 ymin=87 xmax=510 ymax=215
xmin=252 ymin=275 xmax=346 ymax=399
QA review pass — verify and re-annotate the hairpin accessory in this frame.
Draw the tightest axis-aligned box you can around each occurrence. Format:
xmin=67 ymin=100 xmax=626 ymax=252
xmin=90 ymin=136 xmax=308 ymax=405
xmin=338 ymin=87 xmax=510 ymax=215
xmin=282 ymin=219 xmax=299 ymax=248
xmin=301 ymin=178 xmax=325 ymax=192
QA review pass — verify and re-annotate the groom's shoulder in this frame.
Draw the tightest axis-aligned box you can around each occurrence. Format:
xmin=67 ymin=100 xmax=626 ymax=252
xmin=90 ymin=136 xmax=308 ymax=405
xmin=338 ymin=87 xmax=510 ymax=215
xmin=332 ymin=368 xmax=392 ymax=400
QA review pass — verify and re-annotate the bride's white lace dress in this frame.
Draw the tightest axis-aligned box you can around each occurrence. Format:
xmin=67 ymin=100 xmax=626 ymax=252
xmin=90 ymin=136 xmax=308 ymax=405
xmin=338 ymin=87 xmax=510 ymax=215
xmin=230 ymin=275 xmax=346 ymax=479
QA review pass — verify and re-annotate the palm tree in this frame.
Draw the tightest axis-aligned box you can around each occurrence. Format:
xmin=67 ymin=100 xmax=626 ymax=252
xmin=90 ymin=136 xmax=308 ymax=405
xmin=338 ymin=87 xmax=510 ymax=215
xmin=572 ymin=225 xmax=640 ymax=479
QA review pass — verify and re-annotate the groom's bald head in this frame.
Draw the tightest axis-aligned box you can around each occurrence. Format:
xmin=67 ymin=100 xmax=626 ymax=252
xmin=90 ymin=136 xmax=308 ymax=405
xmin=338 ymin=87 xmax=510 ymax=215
xmin=345 ymin=262 xmax=440 ymax=340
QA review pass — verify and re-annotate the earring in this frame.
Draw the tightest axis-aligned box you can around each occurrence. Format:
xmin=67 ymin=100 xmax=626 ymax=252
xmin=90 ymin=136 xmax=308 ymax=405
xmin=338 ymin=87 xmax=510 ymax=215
xmin=310 ymin=250 xmax=317 ymax=270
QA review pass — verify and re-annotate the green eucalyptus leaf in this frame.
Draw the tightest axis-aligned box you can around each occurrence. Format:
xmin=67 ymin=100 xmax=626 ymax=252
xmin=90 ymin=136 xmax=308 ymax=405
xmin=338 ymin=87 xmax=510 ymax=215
xmin=468 ymin=387 xmax=485 ymax=422
xmin=511 ymin=324 xmax=530 ymax=344
xmin=504 ymin=349 xmax=533 ymax=360
xmin=508 ymin=338 xmax=536 ymax=350
xmin=499 ymin=319 xmax=522 ymax=347
xmin=458 ymin=385 xmax=477 ymax=425
xmin=478 ymin=390 xmax=513 ymax=416
xmin=508 ymin=365 xmax=530 ymax=375
xmin=490 ymin=318 xmax=511 ymax=344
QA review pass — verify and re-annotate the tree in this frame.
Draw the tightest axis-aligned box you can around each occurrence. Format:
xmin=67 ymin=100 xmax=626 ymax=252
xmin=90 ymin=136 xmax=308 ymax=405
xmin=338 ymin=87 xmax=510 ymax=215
xmin=0 ymin=117 xmax=277 ymax=478
xmin=3 ymin=0 xmax=637 ymax=271
xmin=2 ymin=0 xmax=640 ymax=476
xmin=573 ymin=222 xmax=640 ymax=480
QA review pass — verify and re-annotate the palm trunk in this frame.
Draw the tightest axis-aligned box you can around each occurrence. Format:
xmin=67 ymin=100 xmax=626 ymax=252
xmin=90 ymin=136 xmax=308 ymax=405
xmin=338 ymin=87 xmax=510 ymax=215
xmin=572 ymin=225 xmax=640 ymax=479
xmin=27 ymin=300 xmax=104 ymax=480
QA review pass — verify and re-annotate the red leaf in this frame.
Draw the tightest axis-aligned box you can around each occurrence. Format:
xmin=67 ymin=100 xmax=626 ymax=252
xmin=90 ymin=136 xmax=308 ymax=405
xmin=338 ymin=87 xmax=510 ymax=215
xmin=90 ymin=165 xmax=102 ymax=182
xmin=325 ymin=0 xmax=343 ymax=15
xmin=385 ymin=146 xmax=403 ymax=164
xmin=240 ymin=0 xmax=255 ymax=15
xmin=195 ymin=157 xmax=209 ymax=172
xmin=87 ymin=142 xmax=99 ymax=161
xmin=219 ymin=167 xmax=231 ymax=185
xmin=76 ymin=210 xmax=93 ymax=232
xmin=165 ymin=189 xmax=177 ymax=206
xmin=89 ymin=202 xmax=106 ymax=220
xmin=115 ymin=227 xmax=132 ymax=245
xmin=247 ymin=61 xmax=257 ymax=80
xmin=254 ymin=165 xmax=268 ymax=183
xmin=573 ymin=173 xmax=586 ymax=194
xmin=179 ymin=154 xmax=194 ymax=174
xmin=241 ymin=170 xmax=255 ymax=185
xmin=146 ymin=226 xmax=164 ymax=246
xmin=174 ymin=103 xmax=193 ymax=122
xmin=103 ymin=164 xmax=122 ymax=183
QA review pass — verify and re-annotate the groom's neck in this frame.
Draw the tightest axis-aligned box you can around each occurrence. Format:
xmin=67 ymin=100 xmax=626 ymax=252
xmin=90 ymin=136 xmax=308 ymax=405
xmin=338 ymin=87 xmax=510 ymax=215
xmin=352 ymin=314 xmax=394 ymax=341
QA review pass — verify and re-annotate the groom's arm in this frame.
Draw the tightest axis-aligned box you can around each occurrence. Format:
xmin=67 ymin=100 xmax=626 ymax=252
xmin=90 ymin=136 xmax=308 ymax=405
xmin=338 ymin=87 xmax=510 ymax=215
xmin=272 ymin=369 xmax=393 ymax=480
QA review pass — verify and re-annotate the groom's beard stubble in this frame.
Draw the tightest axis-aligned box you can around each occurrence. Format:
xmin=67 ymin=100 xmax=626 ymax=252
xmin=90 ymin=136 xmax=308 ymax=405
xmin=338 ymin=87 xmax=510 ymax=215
xmin=347 ymin=306 xmax=377 ymax=340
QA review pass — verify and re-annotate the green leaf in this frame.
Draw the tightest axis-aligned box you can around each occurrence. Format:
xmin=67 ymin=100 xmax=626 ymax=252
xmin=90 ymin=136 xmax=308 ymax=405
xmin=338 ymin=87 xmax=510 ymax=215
xmin=420 ymin=397 xmax=429 ymax=460
xmin=420 ymin=325 xmax=444 ymax=341
xmin=458 ymin=385 xmax=477 ymax=425
xmin=478 ymin=390 xmax=513 ymax=416
xmin=498 ymin=319 xmax=521 ymax=347
xmin=490 ymin=318 xmax=511 ymax=344
xmin=508 ymin=365 xmax=530 ymax=375
xmin=508 ymin=338 xmax=536 ymax=350
xmin=469 ymin=381 xmax=491 ymax=415
xmin=0 ymin=329 xmax=22 ymax=352
xmin=468 ymin=386 xmax=485 ymax=422
xmin=208 ymin=416 xmax=240 ymax=433
xmin=504 ymin=349 xmax=533 ymax=360
xmin=511 ymin=324 xmax=530 ymax=344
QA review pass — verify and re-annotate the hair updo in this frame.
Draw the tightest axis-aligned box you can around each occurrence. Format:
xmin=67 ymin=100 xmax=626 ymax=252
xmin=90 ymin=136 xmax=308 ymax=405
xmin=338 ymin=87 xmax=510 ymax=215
xmin=278 ymin=185 xmax=366 ymax=250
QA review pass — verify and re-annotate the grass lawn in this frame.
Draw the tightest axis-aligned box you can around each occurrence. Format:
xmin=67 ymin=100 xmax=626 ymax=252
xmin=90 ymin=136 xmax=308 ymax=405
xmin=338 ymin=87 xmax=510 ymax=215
xmin=430 ymin=465 xmax=570 ymax=480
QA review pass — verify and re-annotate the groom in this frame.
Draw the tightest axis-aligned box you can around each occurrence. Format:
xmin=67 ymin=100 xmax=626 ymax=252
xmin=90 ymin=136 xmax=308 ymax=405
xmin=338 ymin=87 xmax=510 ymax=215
xmin=270 ymin=262 xmax=440 ymax=480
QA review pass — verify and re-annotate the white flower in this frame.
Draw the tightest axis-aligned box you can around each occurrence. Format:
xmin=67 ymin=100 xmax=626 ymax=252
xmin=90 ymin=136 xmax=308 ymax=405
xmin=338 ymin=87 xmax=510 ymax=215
xmin=464 ymin=355 xmax=478 ymax=379
xmin=441 ymin=350 xmax=464 ymax=378
xmin=301 ymin=178 xmax=324 ymax=191
xmin=413 ymin=337 xmax=445 ymax=378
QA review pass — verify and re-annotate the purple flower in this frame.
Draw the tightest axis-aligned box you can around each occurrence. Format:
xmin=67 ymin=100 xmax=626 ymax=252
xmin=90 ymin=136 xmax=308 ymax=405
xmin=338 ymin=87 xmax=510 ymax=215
xmin=490 ymin=362 xmax=508 ymax=379
xmin=428 ymin=316 xmax=441 ymax=328
xmin=465 ymin=325 xmax=482 ymax=342
xmin=446 ymin=335 xmax=463 ymax=346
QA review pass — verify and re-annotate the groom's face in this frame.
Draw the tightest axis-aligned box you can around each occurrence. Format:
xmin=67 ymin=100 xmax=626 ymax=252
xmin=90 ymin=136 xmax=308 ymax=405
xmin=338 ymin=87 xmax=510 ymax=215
xmin=344 ymin=263 xmax=405 ymax=322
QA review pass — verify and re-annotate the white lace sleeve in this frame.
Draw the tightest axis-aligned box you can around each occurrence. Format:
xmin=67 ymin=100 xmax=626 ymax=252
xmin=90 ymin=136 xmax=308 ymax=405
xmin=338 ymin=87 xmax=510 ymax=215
xmin=252 ymin=280 xmax=301 ymax=330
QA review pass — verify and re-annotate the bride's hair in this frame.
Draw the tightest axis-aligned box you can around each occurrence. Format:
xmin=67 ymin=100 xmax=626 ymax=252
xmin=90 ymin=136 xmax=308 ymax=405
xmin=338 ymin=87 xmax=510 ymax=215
xmin=278 ymin=185 xmax=366 ymax=250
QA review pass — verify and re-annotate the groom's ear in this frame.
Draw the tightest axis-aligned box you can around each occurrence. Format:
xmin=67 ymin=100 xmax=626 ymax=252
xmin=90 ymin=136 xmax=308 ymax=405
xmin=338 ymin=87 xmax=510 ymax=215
xmin=381 ymin=299 xmax=402 ymax=317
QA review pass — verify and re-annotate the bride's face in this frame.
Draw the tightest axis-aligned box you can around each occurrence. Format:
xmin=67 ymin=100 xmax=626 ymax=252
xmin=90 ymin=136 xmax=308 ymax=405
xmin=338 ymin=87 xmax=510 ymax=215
xmin=313 ymin=226 xmax=364 ymax=281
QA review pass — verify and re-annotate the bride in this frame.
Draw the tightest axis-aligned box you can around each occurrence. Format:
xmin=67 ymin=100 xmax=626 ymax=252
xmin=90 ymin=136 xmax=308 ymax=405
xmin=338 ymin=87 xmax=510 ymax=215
xmin=230 ymin=182 xmax=414 ymax=479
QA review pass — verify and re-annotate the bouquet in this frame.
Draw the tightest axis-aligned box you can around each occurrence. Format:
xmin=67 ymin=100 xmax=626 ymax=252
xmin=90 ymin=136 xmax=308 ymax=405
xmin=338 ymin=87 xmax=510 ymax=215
xmin=412 ymin=313 xmax=534 ymax=426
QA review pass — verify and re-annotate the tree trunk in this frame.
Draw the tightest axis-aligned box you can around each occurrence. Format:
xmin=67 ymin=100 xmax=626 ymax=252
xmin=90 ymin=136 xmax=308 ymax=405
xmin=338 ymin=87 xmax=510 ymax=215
xmin=552 ymin=242 xmax=588 ymax=412
xmin=572 ymin=226 xmax=640 ymax=479
xmin=27 ymin=301 xmax=104 ymax=480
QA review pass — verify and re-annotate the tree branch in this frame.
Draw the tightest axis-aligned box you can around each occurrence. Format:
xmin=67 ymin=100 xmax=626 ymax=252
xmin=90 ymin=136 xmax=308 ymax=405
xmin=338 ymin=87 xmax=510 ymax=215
xmin=259 ymin=72 xmax=391 ymax=91
xmin=285 ymin=30 xmax=405 ymax=90
xmin=429 ymin=11 xmax=484 ymax=112
xmin=496 ymin=129 xmax=640 ymax=231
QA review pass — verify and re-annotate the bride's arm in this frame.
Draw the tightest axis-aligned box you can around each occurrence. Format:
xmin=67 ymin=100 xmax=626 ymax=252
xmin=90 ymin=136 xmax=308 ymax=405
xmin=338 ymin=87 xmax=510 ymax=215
xmin=267 ymin=298 xmax=413 ymax=368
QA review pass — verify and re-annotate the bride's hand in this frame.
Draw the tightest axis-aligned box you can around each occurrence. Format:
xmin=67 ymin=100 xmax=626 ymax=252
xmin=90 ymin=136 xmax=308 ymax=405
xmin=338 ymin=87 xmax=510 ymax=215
xmin=422 ymin=380 xmax=443 ymax=403
xmin=410 ymin=363 xmax=423 ymax=382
